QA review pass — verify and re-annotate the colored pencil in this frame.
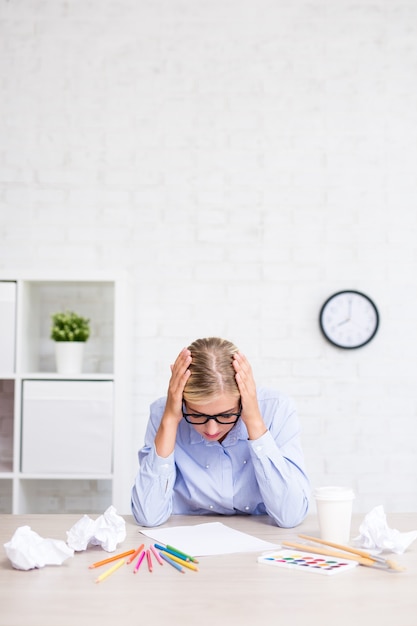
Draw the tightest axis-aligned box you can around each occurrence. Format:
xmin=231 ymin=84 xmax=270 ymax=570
xmin=150 ymin=544 xmax=164 ymax=565
xmin=134 ymin=550 xmax=146 ymax=573
xmin=159 ymin=551 xmax=185 ymax=573
xmin=89 ymin=549 xmax=136 ymax=569
xmin=146 ymin=549 xmax=153 ymax=572
xmin=126 ymin=544 xmax=145 ymax=565
xmin=153 ymin=543 xmax=184 ymax=560
xmin=154 ymin=543 xmax=198 ymax=564
xmin=160 ymin=550 xmax=198 ymax=572
xmin=95 ymin=558 xmax=125 ymax=583
xmin=167 ymin=544 xmax=199 ymax=563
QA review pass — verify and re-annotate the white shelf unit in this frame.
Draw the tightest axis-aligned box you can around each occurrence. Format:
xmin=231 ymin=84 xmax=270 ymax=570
xmin=0 ymin=274 xmax=131 ymax=514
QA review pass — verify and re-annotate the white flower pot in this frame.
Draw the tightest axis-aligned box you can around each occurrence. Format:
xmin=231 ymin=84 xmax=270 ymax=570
xmin=54 ymin=342 xmax=85 ymax=375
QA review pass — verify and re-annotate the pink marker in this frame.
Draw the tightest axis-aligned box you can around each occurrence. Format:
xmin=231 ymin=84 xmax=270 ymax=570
xmin=146 ymin=549 xmax=153 ymax=572
xmin=133 ymin=550 xmax=146 ymax=573
xmin=150 ymin=544 xmax=164 ymax=565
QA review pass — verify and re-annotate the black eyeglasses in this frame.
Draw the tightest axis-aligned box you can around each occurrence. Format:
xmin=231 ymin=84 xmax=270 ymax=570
xmin=182 ymin=402 xmax=242 ymax=425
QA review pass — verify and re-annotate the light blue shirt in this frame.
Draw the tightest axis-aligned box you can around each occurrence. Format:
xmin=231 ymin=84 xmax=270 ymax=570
xmin=131 ymin=387 xmax=310 ymax=527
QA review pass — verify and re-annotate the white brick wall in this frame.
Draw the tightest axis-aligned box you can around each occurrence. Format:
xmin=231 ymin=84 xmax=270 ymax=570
xmin=1 ymin=0 xmax=417 ymax=514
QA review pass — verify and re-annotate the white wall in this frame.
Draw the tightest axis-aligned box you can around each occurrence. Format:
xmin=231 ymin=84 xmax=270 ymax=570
xmin=1 ymin=0 xmax=416 ymax=514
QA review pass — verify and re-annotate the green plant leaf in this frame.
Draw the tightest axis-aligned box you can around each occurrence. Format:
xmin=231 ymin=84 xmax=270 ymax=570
xmin=50 ymin=310 xmax=90 ymax=342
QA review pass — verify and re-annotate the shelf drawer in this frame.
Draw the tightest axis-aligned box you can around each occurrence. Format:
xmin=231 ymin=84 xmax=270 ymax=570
xmin=21 ymin=380 xmax=113 ymax=474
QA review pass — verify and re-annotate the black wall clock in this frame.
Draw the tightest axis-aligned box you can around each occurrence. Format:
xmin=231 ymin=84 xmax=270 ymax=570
xmin=319 ymin=290 xmax=379 ymax=349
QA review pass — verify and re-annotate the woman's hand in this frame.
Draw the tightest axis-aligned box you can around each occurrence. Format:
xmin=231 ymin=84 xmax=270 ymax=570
xmin=155 ymin=348 xmax=191 ymax=457
xmin=233 ymin=352 xmax=267 ymax=440
xmin=164 ymin=347 xmax=192 ymax=424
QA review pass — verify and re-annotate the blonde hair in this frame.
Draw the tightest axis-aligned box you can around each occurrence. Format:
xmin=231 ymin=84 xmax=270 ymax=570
xmin=183 ymin=337 xmax=240 ymax=403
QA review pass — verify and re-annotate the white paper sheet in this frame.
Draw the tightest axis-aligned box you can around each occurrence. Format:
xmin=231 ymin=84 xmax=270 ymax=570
xmin=139 ymin=522 xmax=279 ymax=556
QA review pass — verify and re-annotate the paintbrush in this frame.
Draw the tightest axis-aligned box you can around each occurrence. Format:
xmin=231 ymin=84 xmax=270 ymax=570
xmin=295 ymin=534 xmax=405 ymax=572
xmin=282 ymin=540 xmax=378 ymax=567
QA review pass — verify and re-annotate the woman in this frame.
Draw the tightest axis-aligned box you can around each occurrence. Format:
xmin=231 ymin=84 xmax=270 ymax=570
xmin=131 ymin=337 xmax=310 ymax=527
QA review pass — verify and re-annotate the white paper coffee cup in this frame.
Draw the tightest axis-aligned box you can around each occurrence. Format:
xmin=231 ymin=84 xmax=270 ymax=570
xmin=314 ymin=486 xmax=355 ymax=544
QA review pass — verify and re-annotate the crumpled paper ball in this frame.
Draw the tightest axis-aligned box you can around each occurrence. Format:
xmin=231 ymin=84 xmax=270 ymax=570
xmin=66 ymin=505 xmax=126 ymax=552
xmin=4 ymin=526 xmax=74 ymax=570
xmin=354 ymin=505 xmax=417 ymax=554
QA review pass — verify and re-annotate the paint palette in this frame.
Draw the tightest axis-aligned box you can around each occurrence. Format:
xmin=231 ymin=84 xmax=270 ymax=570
xmin=258 ymin=549 xmax=358 ymax=576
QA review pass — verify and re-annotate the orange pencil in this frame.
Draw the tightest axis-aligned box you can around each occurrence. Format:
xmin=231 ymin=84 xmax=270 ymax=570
xmin=89 ymin=549 xmax=136 ymax=569
xmin=126 ymin=544 xmax=145 ymax=565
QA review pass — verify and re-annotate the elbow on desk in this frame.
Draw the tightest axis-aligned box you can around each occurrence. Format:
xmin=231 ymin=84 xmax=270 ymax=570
xmin=270 ymin=496 xmax=310 ymax=529
xmin=130 ymin=498 xmax=170 ymax=528
xmin=132 ymin=512 xmax=169 ymax=528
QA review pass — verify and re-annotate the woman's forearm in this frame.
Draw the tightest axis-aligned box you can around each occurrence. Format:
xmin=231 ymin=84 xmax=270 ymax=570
xmin=154 ymin=414 xmax=180 ymax=458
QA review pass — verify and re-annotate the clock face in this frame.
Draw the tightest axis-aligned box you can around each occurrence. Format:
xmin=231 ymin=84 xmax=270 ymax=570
xmin=319 ymin=290 xmax=379 ymax=349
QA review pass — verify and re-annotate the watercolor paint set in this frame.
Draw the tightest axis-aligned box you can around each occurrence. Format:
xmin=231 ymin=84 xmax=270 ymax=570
xmin=258 ymin=549 xmax=358 ymax=575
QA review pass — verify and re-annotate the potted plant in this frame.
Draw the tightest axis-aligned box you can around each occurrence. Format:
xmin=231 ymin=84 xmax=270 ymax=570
xmin=51 ymin=311 xmax=90 ymax=374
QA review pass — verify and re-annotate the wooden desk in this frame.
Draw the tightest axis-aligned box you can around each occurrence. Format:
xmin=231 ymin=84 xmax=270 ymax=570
xmin=1 ymin=513 xmax=416 ymax=626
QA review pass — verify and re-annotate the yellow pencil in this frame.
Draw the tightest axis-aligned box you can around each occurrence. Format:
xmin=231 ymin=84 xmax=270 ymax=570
xmin=160 ymin=550 xmax=199 ymax=572
xmin=95 ymin=558 xmax=126 ymax=583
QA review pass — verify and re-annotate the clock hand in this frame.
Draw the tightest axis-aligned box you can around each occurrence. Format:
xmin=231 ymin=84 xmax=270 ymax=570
xmin=337 ymin=318 xmax=350 ymax=327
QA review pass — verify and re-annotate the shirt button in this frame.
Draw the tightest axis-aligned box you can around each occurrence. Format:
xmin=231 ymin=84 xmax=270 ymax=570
xmin=243 ymin=460 xmax=247 ymax=465
xmin=206 ymin=465 xmax=210 ymax=469
xmin=209 ymin=505 xmax=214 ymax=510
xmin=245 ymin=506 xmax=250 ymax=511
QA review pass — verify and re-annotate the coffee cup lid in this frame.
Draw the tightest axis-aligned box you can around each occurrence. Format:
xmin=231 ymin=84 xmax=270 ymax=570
xmin=314 ymin=486 xmax=355 ymax=501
